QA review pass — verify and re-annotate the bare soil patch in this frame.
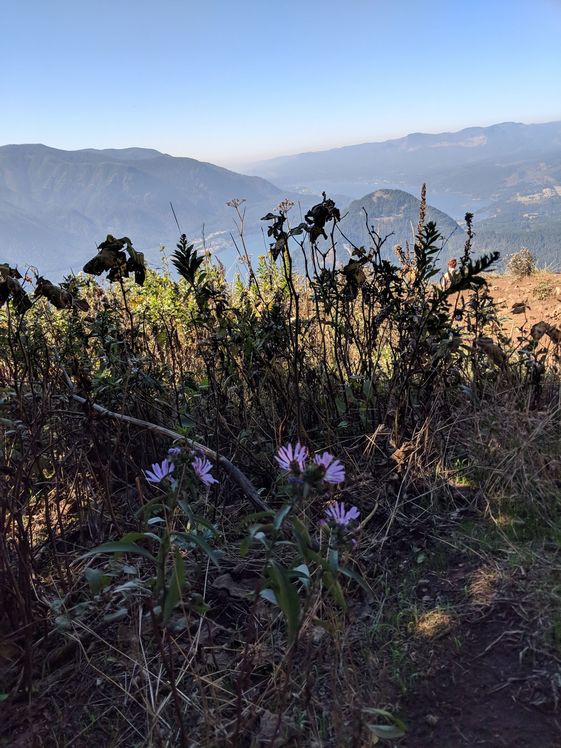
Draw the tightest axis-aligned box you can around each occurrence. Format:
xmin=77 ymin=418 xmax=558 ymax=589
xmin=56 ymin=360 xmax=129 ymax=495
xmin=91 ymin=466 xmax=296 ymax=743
xmin=399 ymin=553 xmax=561 ymax=747
xmin=485 ymin=272 xmax=561 ymax=334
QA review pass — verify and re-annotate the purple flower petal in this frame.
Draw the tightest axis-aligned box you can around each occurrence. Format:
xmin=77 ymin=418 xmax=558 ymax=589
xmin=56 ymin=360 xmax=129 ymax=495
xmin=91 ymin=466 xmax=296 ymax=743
xmin=313 ymin=452 xmax=345 ymax=484
xmin=192 ymin=456 xmax=218 ymax=486
xmin=145 ymin=458 xmax=175 ymax=484
xmin=324 ymin=501 xmax=360 ymax=526
xmin=275 ymin=442 xmax=308 ymax=473
xmin=345 ymin=506 xmax=360 ymax=522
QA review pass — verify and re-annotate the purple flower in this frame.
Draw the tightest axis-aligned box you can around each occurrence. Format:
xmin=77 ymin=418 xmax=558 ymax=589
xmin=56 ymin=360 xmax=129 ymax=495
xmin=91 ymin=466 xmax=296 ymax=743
xmin=192 ymin=456 xmax=218 ymax=486
xmin=275 ymin=442 xmax=308 ymax=473
xmin=324 ymin=502 xmax=360 ymax=526
xmin=313 ymin=452 xmax=345 ymax=484
xmin=145 ymin=458 xmax=175 ymax=484
xmin=168 ymin=446 xmax=182 ymax=458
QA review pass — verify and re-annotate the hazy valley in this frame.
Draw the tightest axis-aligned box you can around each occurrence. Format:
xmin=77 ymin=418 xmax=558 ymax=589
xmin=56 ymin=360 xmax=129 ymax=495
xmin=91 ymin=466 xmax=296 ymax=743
xmin=1 ymin=120 xmax=560 ymax=279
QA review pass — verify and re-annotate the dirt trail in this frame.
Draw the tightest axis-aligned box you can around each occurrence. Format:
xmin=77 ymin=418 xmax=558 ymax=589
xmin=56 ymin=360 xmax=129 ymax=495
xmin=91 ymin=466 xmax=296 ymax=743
xmin=400 ymin=556 xmax=561 ymax=747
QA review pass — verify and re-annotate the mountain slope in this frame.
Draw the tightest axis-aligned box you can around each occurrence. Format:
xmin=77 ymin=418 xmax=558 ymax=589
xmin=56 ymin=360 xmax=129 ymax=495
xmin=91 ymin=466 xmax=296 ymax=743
xmin=338 ymin=189 xmax=465 ymax=265
xmin=2 ymin=128 xmax=559 ymax=278
xmin=246 ymin=122 xmax=561 ymax=265
xmin=0 ymin=144 xmax=290 ymax=276
xmin=248 ymin=122 xmax=561 ymax=192
xmin=474 ymin=186 xmax=561 ymax=266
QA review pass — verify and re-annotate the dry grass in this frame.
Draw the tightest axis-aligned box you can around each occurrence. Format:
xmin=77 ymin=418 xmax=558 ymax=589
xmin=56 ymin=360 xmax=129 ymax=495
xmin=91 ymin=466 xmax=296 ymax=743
xmin=2 ymin=251 xmax=561 ymax=746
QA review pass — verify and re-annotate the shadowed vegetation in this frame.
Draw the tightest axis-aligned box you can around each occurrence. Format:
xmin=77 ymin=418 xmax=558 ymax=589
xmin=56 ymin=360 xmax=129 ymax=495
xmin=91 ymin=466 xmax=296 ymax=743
xmin=1 ymin=193 xmax=560 ymax=747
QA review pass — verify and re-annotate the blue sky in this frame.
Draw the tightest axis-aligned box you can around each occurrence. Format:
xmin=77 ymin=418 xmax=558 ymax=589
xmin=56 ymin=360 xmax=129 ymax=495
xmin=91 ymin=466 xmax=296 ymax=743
xmin=2 ymin=0 xmax=560 ymax=166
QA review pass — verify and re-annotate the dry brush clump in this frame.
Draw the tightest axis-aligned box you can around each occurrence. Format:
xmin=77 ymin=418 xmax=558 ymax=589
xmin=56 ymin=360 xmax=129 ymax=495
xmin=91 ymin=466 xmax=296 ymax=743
xmin=1 ymin=195 xmax=560 ymax=746
xmin=505 ymin=246 xmax=537 ymax=278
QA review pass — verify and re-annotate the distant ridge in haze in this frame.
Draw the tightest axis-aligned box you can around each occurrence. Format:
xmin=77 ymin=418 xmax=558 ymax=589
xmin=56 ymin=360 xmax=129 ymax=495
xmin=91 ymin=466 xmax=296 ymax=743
xmin=2 ymin=122 xmax=560 ymax=277
xmin=247 ymin=121 xmax=561 ymax=195
xmin=338 ymin=189 xmax=465 ymax=264
xmin=246 ymin=121 xmax=561 ymax=268
xmin=0 ymin=144 xmax=289 ymax=276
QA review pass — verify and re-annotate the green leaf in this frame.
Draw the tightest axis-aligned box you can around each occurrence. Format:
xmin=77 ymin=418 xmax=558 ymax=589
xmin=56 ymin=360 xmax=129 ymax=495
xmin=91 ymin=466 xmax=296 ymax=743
xmin=80 ymin=542 xmax=155 ymax=561
xmin=241 ymin=510 xmax=274 ymax=525
xmin=302 ymin=547 xmax=330 ymax=571
xmin=120 ymin=531 xmax=161 ymax=544
xmin=322 ymin=570 xmax=346 ymax=609
xmin=292 ymin=563 xmax=310 ymax=579
xmin=327 ymin=547 xmax=339 ymax=572
xmin=84 ymin=567 xmax=111 ymax=594
xmin=177 ymin=500 xmax=217 ymax=535
xmin=260 ymin=587 xmax=278 ymax=605
xmin=173 ymin=532 xmax=220 ymax=568
xmin=163 ymin=549 xmax=186 ymax=623
xmin=291 ymin=516 xmax=312 ymax=553
xmin=250 ymin=530 xmax=268 ymax=546
xmin=338 ymin=564 xmax=375 ymax=600
xmin=273 ymin=503 xmax=292 ymax=530
xmin=366 ymin=724 xmax=406 ymax=739
xmin=137 ymin=496 xmax=165 ymax=520
xmin=178 ymin=498 xmax=197 ymax=523
xmin=291 ymin=563 xmax=311 ymax=590
xmin=102 ymin=607 xmax=128 ymax=624
xmin=268 ymin=561 xmax=301 ymax=645
xmin=171 ymin=241 xmax=203 ymax=285
xmin=0 ymin=693 xmax=9 ymax=702
xmin=113 ymin=579 xmax=146 ymax=594
xmin=363 ymin=707 xmax=407 ymax=738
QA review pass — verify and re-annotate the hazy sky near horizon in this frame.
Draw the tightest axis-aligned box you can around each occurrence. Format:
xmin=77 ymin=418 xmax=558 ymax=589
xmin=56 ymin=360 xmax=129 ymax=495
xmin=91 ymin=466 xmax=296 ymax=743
xmin=2 ymin=0 xmax=561 ymax=167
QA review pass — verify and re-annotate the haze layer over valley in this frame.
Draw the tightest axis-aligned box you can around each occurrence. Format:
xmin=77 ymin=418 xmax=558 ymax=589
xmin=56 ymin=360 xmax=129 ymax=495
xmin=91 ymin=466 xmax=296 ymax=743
xmin=248 ymin=121 xmax=561 ymax=266
xmin=1 ymin=120 xmax=560 ymax=277
xmin=0 ymin=144 xmax=289 ymax=276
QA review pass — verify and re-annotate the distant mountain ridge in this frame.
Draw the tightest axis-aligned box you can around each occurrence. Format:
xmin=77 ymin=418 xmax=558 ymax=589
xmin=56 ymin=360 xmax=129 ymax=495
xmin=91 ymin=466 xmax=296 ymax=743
xmin=0 ymin=144 xmax=290 ymax=276
xmin=0 ymin=142 xmax=465 ymax=278
xmin=247 ymin=122 xmax=561 ymax=193
xmin=247 ymin=121 xmax=561 ymax=267
xmin=1 ymin=122 xmax=560 ymax=278
xmin=338 ymin=189 xmax=465 ymax=263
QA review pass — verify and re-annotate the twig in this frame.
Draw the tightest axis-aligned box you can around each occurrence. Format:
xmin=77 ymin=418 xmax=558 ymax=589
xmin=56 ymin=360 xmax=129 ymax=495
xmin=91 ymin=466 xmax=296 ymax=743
xmin=60 ymin=370 xmax=270 ymax=512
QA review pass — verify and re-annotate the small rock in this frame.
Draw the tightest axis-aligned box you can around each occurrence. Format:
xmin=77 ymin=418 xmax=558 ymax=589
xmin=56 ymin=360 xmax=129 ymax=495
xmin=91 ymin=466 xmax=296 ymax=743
xmin=256 ymin=708 xmax=299 ymax=746
xmin=425 ymin=714 xmax=439 ymax=727
xmin=311 ymin=625 xmax=328 ymax=644
xmin=212 ymin=573 xmax=255 ymax=599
